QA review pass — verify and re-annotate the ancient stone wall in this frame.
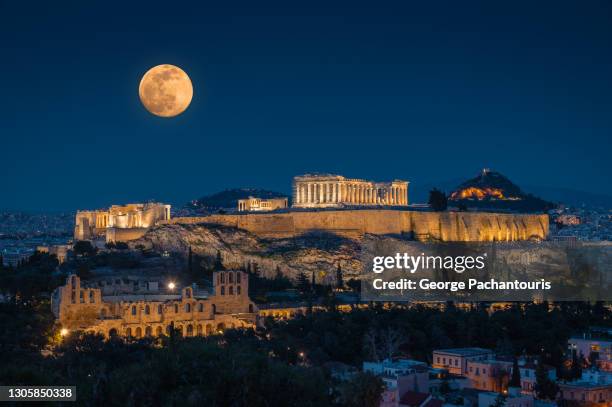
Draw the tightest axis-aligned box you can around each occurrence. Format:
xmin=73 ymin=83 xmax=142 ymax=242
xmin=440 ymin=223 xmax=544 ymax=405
xmin=51 ymin=272 xmax=258 ymax=338
xmin=161 ymin=209 xmax=548 ymax=242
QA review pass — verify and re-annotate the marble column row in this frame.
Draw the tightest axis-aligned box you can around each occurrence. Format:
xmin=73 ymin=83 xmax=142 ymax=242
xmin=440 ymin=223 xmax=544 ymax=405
xmin=295 ymin=182 xmax=407 ymax=205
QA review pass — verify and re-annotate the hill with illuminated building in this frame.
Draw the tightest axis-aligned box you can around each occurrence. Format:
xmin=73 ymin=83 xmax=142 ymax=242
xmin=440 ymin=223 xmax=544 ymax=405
xmin=449 ymin=169 xmax=554 ymax=212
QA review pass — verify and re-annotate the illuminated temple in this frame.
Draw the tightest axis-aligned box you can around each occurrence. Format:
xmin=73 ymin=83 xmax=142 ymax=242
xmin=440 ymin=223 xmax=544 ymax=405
xmin=292 ymin=174 xmax=408 ymax=208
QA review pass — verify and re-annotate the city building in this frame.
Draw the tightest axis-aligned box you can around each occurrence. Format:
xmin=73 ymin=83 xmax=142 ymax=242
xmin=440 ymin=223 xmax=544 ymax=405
xmin=569 ymin=335 xmax=612 ymax=372
xmin=466 ymin=359 xmax=513 ymax=393
xmin=292 ymin=174 xmax=408 ymax=208
xmin=51 ymin=270 xmax=258 ymax=338
xmin=237 ymin=196 xmax=288 ymax=212
xmin=432 ymin=348 xmax=494 ymax=376
xmin=477 ymin=388 xmax=533 ymax=407
xmin=557 ymin=370 xmax=612 ymax=406
xmin=363 ymin=359 xmax=430 ymax=407
xmin=398 ymin=391 xmax=442 ymax=407
xmin=74 ymin=202 xmax=171 ymax=242
xmin=517 ymin=360 xmax=556 ymax=395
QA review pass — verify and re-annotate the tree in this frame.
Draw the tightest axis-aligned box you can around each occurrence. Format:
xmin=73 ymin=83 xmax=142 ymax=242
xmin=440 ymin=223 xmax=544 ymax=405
xmin=509 ymin=358 xmax=521 ymax=388
xmin=346 ymin=278 xmax=361 ymax=293
xmin=588 ymin=351 xmax=599 ymax=369
xmin=439 ymin=375 xmax=451 ymax=396
xmin=534 ymin=361 xmax=558 ymax=400
xmin=336 ymin=264 xmax=344 ymax=289
xmin=337 ymin=372 xmax=384 ymax=407
xmin=490 ymin=393 xmax=506 ymax=407
xmin=214 ymin=250 xmax=224 ymax=271
xmin=73 ymin=240 xmax=96 ymax=257
xmin=428 ymin=188 xmax=448 ymax=211
xmin=296 ymin=272 xmax=310 ymax=293
xmin=570 ymin=351 xmax=583 ymax=380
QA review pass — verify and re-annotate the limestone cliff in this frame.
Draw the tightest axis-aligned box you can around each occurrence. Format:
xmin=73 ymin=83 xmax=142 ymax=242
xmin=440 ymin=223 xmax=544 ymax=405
xmin=131 ymin=222 xmax=610 ymax=299
xmin=131 ymin=223 xmax=364 ymax=283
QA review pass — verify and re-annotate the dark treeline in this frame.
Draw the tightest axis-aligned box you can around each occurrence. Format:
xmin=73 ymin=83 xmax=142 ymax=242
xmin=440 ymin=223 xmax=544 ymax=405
xmin=0 ymin=252 xmax=611 ymax=406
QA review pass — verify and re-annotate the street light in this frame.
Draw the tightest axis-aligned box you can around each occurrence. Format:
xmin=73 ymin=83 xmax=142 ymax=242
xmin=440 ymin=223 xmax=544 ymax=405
xmin=167 ymin=282 xmax=176 ymax=290
xmin=60 ymin=328 xmax=69 ymax=337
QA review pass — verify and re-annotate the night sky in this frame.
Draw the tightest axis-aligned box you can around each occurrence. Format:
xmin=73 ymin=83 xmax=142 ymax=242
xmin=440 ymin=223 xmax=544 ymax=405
xmin=1 ymin=1 xmax=611 ymax=211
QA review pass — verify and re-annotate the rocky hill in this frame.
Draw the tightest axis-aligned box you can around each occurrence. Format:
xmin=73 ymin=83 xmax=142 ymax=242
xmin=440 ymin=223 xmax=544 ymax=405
xmin=130 ymin=222 xmax=610 ymax=298
xmin=130 ymin=222 xmax=363 ymax=283
xmin=449 ymin=169 xmax=554 ymax=212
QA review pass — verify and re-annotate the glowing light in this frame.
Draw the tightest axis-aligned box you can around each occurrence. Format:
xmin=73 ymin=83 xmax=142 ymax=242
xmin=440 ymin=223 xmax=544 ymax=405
xmin=60 ymin=328 xmax=69 ymax=337
xmin=450 ymin=187 xmax=507 ymax=200
xmin=167 ymin=282 xmax=176 ymax=290
xmin=298 ymin=351 xmax=305 ymax=358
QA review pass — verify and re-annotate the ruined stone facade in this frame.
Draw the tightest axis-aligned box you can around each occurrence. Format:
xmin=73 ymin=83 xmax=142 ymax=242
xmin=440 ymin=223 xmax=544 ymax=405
xmin=51 ymin=271 xmax=257 ymax=338
xmin=163 ymin=209 xmax=549 ymax=242
xmin=293 ymin=174 xmax=408 ymax=208
xmin=74 ymin=202 xmax=171 ymax=242
xmin=237 ymin=197 xmax=288 ymax=212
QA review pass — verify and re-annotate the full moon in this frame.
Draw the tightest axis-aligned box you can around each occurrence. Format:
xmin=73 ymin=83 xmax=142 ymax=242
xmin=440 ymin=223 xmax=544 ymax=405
xmin=138 ymin=64 xmax=193 ymax=117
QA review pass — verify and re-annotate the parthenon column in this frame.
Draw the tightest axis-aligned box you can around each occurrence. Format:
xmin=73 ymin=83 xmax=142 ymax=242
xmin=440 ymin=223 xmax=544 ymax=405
xmin=337 ymin=183 xmax=342 ymax=203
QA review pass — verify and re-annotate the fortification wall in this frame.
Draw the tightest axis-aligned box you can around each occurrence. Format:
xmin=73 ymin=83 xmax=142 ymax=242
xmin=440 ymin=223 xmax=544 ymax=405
xmin=162 ymin=210 xmax=548 ymax=242
xmin=106 ymin=227 xmax=150 ymax=243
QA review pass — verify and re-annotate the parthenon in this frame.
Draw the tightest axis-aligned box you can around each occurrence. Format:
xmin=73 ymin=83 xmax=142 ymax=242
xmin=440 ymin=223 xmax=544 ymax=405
xmin=292 ymin=174 xmax=408 ymax=208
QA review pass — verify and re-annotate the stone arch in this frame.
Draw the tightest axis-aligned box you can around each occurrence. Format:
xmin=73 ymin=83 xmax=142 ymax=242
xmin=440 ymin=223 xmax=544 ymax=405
xmin=166 ymin=325 xmax=173 ymax=336
xmin=126 ymin=327 xmax=132 ymax=337
xmin=217 ymin=323 xmax=225 ymax=332
xmin=156 ymin=326 xmax=163 ymax=336
xmin=108 ymin=328 xmax=118 ymax=338
xmin=145 ymin=326 xmax=152 ymax=337
xmin=135 ymin=327 xmax=142 ymax=338
xmin=197 ymin=324 xmax=203 ymax=335
xmin=206 ymin=324 xmax=213 ymax=335
xmin=186 ymin=324 xmax=194 ymax=337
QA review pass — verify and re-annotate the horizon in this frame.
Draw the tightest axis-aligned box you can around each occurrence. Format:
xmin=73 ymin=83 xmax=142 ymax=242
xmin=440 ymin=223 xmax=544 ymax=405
xmin=3 ymin=168 xmax=611 ymax=213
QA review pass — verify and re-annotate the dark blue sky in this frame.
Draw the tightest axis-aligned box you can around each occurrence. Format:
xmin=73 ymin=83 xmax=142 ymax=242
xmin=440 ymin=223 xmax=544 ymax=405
xmin=1 ymin=1 xmax=611 ymax=211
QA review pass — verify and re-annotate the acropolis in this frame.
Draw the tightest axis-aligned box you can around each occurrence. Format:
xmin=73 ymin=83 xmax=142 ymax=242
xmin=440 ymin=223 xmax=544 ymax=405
xmin=292 ymin=174 xmax=409 ymax=208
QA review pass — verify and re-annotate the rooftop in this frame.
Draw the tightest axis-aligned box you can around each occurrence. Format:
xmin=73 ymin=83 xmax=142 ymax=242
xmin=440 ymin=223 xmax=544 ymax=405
xmin=433 ymin=347 xmax=493 ymax=356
